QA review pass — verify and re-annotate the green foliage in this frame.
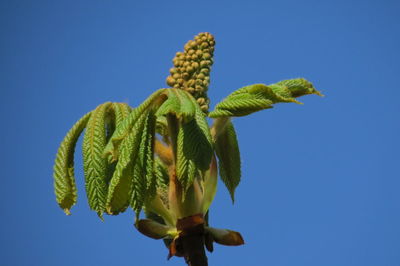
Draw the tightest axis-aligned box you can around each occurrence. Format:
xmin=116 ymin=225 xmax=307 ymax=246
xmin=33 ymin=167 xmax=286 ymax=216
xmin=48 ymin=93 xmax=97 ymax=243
xmin=53 ymin=33 xmax=321 ymax=264
xmin=209 ymin=78 xmax=321 ymax=118
xmin=176 ymin=94 xmax=213 ymax=192
xmin=54 ymin=112 xmax=91 ymax=214
xmin=130 ymin=111 xmax=157 ymax=215
xmin=106 ymin=111 xmax=149 ymax=215
xmin=214 ymin=120 xmax=241 ymax=202
xmin=83 ymin=102 xmax=112 ymax=219
xmin=156 ymin=89 xmax=196 ymax=122
xmin=104 ymin=89 xmax=166 ymax=162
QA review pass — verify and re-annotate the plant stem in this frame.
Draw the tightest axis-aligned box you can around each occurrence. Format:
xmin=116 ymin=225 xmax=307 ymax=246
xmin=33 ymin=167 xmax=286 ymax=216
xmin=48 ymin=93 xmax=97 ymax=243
xmin=181 ymin=232 xmax=208 ymax=266
xmin=177 ymin=215 xmax=208 ymax=266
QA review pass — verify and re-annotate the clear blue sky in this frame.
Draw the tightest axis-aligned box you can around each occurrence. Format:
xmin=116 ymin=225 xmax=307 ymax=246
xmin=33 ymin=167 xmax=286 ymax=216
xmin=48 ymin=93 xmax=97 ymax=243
xmin=1 ymin=1 xmax=399 ymax=265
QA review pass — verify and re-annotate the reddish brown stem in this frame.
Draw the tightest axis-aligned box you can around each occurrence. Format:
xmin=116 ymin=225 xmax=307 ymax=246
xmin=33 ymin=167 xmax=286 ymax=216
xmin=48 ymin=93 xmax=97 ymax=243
xmin=177 ymin=215 xmax=208 ymax=266
xmin=181 ymin=229 xmax=208 ymax=266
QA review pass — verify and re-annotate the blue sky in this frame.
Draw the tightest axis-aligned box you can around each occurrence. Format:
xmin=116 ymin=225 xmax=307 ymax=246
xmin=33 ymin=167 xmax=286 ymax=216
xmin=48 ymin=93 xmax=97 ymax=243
xmin=1 ymin=0 xmax=399 ymax=265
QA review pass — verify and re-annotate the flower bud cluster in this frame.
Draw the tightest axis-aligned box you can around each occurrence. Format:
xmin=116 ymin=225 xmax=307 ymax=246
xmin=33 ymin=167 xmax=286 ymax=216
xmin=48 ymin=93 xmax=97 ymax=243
xmin=166 ymin=32 xmax=215 ymax=112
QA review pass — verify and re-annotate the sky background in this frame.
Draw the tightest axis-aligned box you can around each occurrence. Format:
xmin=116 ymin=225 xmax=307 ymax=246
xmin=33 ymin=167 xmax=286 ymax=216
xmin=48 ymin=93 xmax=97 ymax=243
xmin=1 ymin=0 xmax=399 ymax=265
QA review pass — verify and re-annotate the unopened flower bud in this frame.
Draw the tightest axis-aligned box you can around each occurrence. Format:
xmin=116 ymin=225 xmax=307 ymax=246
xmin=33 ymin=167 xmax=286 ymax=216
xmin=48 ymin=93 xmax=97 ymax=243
xmin=197 ymin=97 xmax=206 ymax=105
xmin=166 ymin=76 xmax=176 ymax=87
xmin=166 ymin=32 xmax=216 ymax=113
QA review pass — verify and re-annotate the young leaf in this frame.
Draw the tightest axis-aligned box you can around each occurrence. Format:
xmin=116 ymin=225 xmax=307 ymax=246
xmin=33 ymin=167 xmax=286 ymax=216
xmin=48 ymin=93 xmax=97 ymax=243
xmin=112 ymin=102 xmax=132 ymax=126
xmin=104 ymin=89 xmax=166 ymax=162
xmin=275 ymin=78 xmax=323 ymax=98
xmin=214 ymin=120 xmax=241 ymax=202
xmin=156 ymin=89 xmax=196 ymax=122
xmin=174 ymin=90 xmax=213 ymax=193
xmin=154 ymin=157 xmax=169 ymax=188
xmin=176 ymin=114 xmax=213 ymax=192
xmin=131 ymin=111 xmax=157 ymax=215
xmin=82 ymin=102 xmax=112 ymax=219
xmin=209 ymin=78 xmax=321 ymax=118
xmin=106 ymin=111 xmax=149 ymax=215
xmin=53 ymin=112 xmax=91 ymax=214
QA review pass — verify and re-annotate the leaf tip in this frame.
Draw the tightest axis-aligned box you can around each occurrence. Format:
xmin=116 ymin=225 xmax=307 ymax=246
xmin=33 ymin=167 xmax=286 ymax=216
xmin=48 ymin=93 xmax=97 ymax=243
xmin=314 ymin=90 xmax=324 ymax=97
xmin=63 ymin=208 xmax=71 ymax=216
xmin=97 ymin=212 xmax=105 ymax=221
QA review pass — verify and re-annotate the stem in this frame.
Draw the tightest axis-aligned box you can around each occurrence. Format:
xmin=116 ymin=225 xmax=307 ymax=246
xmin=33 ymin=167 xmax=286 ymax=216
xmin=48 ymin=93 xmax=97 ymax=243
xmin=177 ymin=215 xmax=208 ymax=266
xmin=181 ymin=231 xmax=208 ymax=266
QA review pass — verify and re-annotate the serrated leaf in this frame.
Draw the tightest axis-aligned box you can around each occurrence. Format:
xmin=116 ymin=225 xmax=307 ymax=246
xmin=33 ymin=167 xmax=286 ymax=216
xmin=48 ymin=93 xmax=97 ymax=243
xmin=53 ymin=112 xmax=91 ymax=214
xmin=106 ymin=111 xmax=149 ymax=215
xmin=209 ymin=79 xmax=321 ymax=118
xmin=131 ymin=111 xmax=157 ymax=215
xmin=112 ymin=102 xmax=132 ymax=125
xmin=176 ymin=112 xmax=213 ymax=192
xmin=275 ymin=78 xmax=323 ymax=98
xmin=154 ymin=157 xmax=169 ymax=188
xmin=82 ymin=102 xmax=112 ymax=219
xmin=156 ymin=89 xmax=196 ymax=121
xmin=214 ymin=121 xmax=241 ymax=202
xmin=104 ymin=89 xmax=166 ymax=162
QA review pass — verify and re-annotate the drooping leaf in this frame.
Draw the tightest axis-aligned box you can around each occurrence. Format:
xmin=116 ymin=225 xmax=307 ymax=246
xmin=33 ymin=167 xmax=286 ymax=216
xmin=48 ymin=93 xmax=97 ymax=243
xmin=155 ymin=116 xmax=169 ymax=139
xmin=131 ymin=111 xmax=157 ymax=215
xmin=53 ymin=112 xmax=91 ymax=214
xmin=156 ymin=89 xmax=196 ymax=122
xmin=214 ymin=120 xmax=241 ymax=202
xmin=106 ymin=111 xmax=149 ymax=215
xmin=154 ymin=157 xmax=169 ymax=188
xmin=176 ymin=113 xmax=213 ymax=191
xmin=112 ymin=102 xmax=132 ymax=126
xmin=175 ymin=91 xmax=213 ymax=192
xmin=82 ymin=102 xmax=112 ymax=219
xmin=104 ymin=89 xmax=166 ymax=162
xmin=209 ymin=78 xmax=321 ymax=118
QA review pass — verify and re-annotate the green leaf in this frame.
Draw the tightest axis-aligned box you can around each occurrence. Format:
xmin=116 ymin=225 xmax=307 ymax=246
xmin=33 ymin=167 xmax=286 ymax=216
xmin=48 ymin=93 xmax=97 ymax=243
xmin=209 ymin=78 xmax=321 ymax=118
xmin=156 ymin=89 xmax=196 ymax=121
xmin=112 ymin=102 xmax=132 ymax=126
xmin=154 ymin=158 xmax=169 ymax=188
xmin=275 ymin=78 xmax=323 ymax=98
xmin=106 ymin=111 xmax=149 ymax=215
xmin=131 ymin=111 xmax=157 ymax=215
xmin=176 ymin=109 xmax=213 ymax=192
xmin=214 ymin=120 xmax=241 ymax=202
xmin=82 ymin=102 xmax=112 ymax=219
xmin=104 ymin=89 xmax=166 ymax=162
xmin=53 ymin=112 xmax=91 ymax=214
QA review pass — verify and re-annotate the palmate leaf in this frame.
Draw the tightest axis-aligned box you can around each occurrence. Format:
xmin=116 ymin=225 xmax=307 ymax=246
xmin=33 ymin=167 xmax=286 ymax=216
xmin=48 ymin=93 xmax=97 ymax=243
xmin=53 ymin=112 xmax=91 ymax=214
xmin=106 ymin=111 xmax=149 ymax=215
xmin=209 ymin=78 xmax=322 ymax=118
xmin=214 ymin=120 xmax=241 ymax=202
xmin=82 ymin=102 xmax=112 ymax=219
